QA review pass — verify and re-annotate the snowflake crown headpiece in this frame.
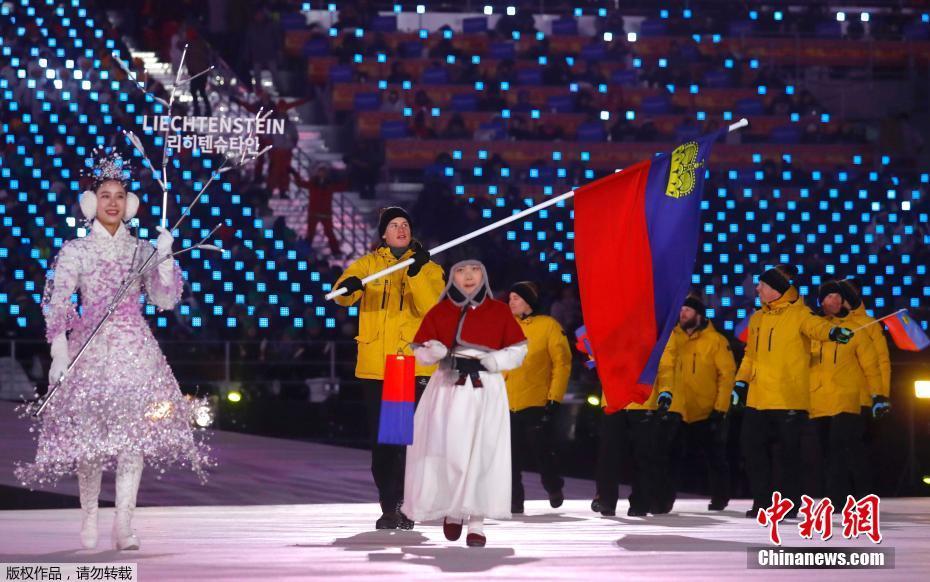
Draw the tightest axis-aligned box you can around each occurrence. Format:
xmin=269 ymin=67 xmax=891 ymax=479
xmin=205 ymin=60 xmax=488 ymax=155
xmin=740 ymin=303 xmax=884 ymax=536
xmin=83 ymin=147 xmax=132 ymax=189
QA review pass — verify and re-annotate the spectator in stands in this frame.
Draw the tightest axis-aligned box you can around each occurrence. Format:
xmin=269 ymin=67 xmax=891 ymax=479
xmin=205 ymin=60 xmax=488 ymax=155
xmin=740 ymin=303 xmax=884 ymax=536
xmin=410 ymin=110 xmax=437 ymax=139
xmin=387 ymin=62 xmax=412 ymax=84
xmin=291 ymin=162 xmax=347 ymax=257
xmin=543 ymin=59 xmax=571 ymax=86
xmin=509 ymin=115 xmax=534 ymax=141
xmin=185 ymin=27 xmax=213 ymax=117
xmin=380 ymin=89 xmax=405 ymax=114
xmin=441 ymin=114 xmax=470 ymax=140
xmin=343 ymin=138 xmax=384 ymax=200
xmin=245 ymin=8 xmax=283 ymax=91
xmin=479 ymin=86 xmax=507 ymax=112
xmin=429 ymin=26 xmax=460 ymax=59
xmin=495 ymin=6 xmax=537 ymax=37
xmin=265 ymin=97 xmax=312 ymax=196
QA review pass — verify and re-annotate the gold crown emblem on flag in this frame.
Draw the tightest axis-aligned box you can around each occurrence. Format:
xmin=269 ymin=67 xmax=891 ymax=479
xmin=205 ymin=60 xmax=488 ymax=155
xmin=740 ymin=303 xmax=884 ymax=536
xmin=665 ymin=141 xmax=703 ymax=199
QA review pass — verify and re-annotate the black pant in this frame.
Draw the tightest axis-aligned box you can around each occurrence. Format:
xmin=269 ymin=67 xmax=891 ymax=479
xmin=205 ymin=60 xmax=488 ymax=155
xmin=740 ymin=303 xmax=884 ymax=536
xmin=361 ymin=377 xmax=428 ymax=512
xmin=686 ymin=418 xmax=731 ymax=505
xmin=595 ymin=409 xmax=653 ymax=513
xmin=651 ymin=411 xmax=683 ymax=511
xmin=741 ymin=408 xmax=807 ymax=509
xmin=510 ymin=407 xmax=564 ymax=507
xmin=813 ymin=413 xmax=870 ymax=505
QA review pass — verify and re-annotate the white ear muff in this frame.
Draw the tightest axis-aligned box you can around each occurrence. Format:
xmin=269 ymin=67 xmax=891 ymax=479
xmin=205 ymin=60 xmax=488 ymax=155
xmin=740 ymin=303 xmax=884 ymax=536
xmin=125 ymin=192 xmax=140 ymax=221
xmin=79 ymin=190 xmax=96 ymax=220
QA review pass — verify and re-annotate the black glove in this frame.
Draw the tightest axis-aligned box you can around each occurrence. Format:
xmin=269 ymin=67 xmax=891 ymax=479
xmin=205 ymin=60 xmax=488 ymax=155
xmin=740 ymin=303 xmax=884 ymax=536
xmin=340 ymin=276 xmax=363 ymax=295
xmin=731 ymin=381 xmax=748 ymax=409
xmin=829 ymin=326 xmax=854 ymax=344
xmin=406 ymin=242 xmax=430 ymax=277
xmin=541 ymin=400 xmax=561 ymax=423
xmin=656 ymin=391 xmax=672 ymax=414
xmin=871 ymin=395 xmax=891 ymax=419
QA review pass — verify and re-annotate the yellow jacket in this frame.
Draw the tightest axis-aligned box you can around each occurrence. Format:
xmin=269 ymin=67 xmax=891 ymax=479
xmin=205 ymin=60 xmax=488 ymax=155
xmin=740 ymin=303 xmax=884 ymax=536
xmin=809 ymin=313 xmax=883 ymax=418
xmin=845 ymin=305 xmax=891 ymax=406
xmin=735 ymin=287 xmax=836 ymax=411
xmin=662 ymin=321 xmax=736 ymax=423
xmin=505 ymin=314 xmax=572 ymax=411
xmin=334 ymin=245 xmax=445 ymax=379
xmin=624 ymin=335 xmax=687 ymax=418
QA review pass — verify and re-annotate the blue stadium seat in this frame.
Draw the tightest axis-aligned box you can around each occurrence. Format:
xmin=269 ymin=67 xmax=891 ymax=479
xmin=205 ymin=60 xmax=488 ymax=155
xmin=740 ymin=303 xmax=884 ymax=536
xmin=371 ymin=15 xmax=398 ymax=33
xmin=463 ymin=17 xmax=488 ymax=34
xmin=380 ymin=120 xmax=408 ymax=139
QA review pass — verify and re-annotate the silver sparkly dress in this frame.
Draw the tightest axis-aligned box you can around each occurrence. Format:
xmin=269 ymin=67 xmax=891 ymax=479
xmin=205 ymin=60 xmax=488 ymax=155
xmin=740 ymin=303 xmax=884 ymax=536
xmin=16 ymin=220 xmax=211 ymax=486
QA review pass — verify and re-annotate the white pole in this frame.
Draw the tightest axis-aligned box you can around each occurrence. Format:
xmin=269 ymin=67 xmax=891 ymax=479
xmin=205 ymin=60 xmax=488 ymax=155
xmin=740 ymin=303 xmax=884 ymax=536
xmin=325 ymin=118 xmax=750 ymax=300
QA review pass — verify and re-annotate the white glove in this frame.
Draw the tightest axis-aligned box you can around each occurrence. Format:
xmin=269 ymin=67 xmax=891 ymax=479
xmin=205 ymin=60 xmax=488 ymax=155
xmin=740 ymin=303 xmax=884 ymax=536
xmin=155 ymin=226 xmax=175 ymax=282
xmin=49 ymin=334 xmax=70 ymax=385
xmin=156 ymin=226 xmax=175 ymax=256
xmin=413 ymin=339 xmax=448 ymax=365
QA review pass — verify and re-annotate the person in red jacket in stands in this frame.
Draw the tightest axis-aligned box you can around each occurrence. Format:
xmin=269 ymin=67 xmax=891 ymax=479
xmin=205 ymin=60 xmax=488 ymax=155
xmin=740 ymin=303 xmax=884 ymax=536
xmin=291 ymin=162 xmax=348 ymax=257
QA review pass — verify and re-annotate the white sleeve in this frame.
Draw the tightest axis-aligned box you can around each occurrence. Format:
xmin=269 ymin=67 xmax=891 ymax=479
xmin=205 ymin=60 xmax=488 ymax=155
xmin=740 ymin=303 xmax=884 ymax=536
xmin=480 ymin=342 xmax=528 ymax=373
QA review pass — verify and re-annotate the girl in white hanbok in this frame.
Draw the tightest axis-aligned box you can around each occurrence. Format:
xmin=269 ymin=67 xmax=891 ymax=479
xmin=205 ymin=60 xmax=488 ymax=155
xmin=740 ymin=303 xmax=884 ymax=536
xmin=16 ymin=154 xmax=210 ymax=550
xmin=403 ymin=260 xmax=527 ymax=547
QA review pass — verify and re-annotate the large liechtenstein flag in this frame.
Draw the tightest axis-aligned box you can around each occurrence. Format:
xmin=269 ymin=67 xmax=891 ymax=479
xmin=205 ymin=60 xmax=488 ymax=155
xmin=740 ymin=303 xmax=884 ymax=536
xmin=574 ymin=131 xmax=723 ymax=411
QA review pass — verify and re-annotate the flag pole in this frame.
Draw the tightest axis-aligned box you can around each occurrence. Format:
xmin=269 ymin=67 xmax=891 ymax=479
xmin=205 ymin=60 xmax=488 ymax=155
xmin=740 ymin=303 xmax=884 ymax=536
xmin=326 ymin=118 xmax=750 ymax=300
xmin=849 ymin=309 xmax=905 ymax=333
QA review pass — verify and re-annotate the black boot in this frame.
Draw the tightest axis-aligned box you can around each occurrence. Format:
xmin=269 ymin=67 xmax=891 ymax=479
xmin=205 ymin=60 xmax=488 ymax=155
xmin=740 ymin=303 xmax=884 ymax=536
xmin=376 ymin=501 xmax=401 ymax=530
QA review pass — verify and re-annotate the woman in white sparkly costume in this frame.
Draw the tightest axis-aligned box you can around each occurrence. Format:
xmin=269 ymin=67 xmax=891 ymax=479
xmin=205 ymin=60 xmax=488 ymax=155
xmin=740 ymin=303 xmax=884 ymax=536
xmin=15 ymin=152 xmax=211 ymax=550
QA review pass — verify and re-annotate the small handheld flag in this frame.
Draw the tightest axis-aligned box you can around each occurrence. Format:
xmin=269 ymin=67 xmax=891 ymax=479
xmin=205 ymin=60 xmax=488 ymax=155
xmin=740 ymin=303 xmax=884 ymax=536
xmin=574 ymin=325 xmax=597 ymax=369
xmin=734 ymin=315 xmax=751 ymax=343
xmin=378 ymin=354 xmax=416 ymax=445
xmin=884 ymin=310 xmax=929 ymax=352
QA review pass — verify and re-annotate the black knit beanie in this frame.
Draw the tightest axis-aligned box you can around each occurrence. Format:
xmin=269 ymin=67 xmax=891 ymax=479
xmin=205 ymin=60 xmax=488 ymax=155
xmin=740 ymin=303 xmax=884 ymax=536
xmin=838 ymin=278 xmax=863 ymax=309
xmin=510 ymin=281 xmax=540 ymax=313
xmin=378 ymin=206 xmax=412 ymax=237
xmin=760 ymin=264 xmax=796 ymax=295
xmin=818 ymin=280 xmax=843 ymax=304
xmin=683 ymin=293 xmax=706 ymax=317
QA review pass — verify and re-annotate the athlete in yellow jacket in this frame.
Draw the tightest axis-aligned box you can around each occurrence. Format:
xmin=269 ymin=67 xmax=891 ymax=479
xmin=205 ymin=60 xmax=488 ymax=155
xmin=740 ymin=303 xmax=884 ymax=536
xmin=332 ymin=207 xmax=444 ymax=530
xmin=662 ymin=295 xmax=736 ymax=511
xmin=837 ymin=279 xmax=892 ymax=417
xmin=731 ymin=264 xmax=854 ymax=517
xmin=810 ymin=281 xmax=883 ymax=505
xmin=505 ymin=281 xmax=570 ymax=513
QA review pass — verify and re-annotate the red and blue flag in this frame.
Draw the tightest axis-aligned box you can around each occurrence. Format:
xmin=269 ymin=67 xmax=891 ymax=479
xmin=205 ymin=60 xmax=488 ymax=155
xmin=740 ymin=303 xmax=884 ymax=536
xmin=574 ymin=131 xmax=723 ymax=411
xmin=378 ymin=354 xmax=416 ymax=445
xmin=734 ymin=314 xmax=751 ymax=343
xmin=884 ymin=310 xmax=929 ymax=352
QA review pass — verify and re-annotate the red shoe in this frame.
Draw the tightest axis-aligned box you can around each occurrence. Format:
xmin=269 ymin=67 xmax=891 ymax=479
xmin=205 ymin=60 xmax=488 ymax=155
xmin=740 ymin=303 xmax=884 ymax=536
xmin=443 ymin=518 xmax=462 ymax=541
xmin=466 ymin=533 xmax=486 ymax=547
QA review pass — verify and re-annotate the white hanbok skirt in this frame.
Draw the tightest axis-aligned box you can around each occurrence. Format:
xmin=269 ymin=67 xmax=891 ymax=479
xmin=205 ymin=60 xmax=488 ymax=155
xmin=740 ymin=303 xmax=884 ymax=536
xmin=401 ymin=355 xmax=512 ymax=522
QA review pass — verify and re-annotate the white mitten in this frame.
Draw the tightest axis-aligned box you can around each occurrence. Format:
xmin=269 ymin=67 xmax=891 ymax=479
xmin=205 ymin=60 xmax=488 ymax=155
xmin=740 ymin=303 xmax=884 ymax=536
xmin=49 ymin=334 xmax=70 ymax=384
xmin=155 ymin=226 xmax=175 ymax=282
xmin=413 ymin=339 xmax=448 ymax=365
